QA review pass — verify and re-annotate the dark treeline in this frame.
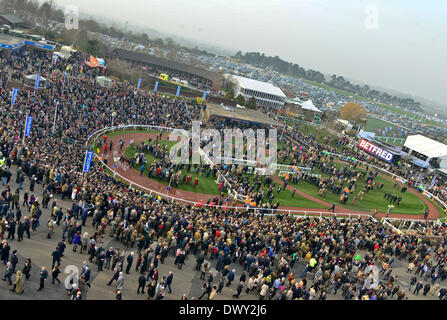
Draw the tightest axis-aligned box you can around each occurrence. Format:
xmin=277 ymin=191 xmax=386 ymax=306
xmin=234 ymin=51 xmax=423 ymax=113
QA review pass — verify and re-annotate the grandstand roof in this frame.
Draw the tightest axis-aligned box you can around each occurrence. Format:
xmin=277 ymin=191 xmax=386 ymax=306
xmin=0 ymin=14 xmax=24 ymax=25
xmin=207 ymin=103 xmax=282 ymax=127
xmin=112 ymin=48 xmax=224 ymax=83
xmin=404 ymin=135 xmax=447 ymax=158
xmin=232 ymin=75 xmax=286 ymax=98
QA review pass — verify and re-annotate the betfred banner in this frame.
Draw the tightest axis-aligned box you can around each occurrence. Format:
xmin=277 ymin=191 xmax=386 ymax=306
xmin=357 ymin=138 xmax=394 ymax=163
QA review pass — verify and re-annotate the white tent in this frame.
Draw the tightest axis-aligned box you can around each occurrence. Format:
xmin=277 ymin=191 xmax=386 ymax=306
xmin=96 ymin=76 xmax=113 ymax=88
xmin=301 ymin=100 xmax=322 ymax=113
xmin=24 ymin=74 xmax=47 ymax=89
xmin=404 ymin=135 xmax=447 ymax=158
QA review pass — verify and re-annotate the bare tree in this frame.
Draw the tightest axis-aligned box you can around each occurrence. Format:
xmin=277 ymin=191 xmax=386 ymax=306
xmin=38 ymin=0 xmax=53 ymax=36
xmin=1 ymin=0 xmax=16 ymax=12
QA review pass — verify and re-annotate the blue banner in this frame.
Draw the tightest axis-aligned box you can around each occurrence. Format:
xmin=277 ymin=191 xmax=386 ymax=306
xmin=24 ymin=40 xmax=54 ymax=51
xmin=176 ymin=85 xmax=181 ymax=97
xmin=154 ymin=81 xmax=159 ymax=92
xmin=11 ymin=88 xmax=18 ymax=106
xmin=83 ymin=151 xmax=94 ymax=173
xmin=137 ymin=78 xmax=142 ymax=89
xmin=35 ymin=75 xmax=40 ymax=90
xmin=24 ymin=116 xmax=33 ymax=137
xmin=431 ymin=175 xmax=437 ymax=188
xmin=202 ymin=91 xmax=207 ymax=101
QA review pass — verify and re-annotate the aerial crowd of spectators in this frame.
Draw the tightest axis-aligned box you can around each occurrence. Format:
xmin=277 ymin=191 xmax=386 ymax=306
xmin=0 ymin=46 xmax=446 ymax=301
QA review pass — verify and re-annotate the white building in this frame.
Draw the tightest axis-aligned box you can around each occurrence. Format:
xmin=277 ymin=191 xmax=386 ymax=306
xmin=229 ymin=75 xmax=286 ymax=109
xmin=401 ymin=134 xmax=447 ymax=169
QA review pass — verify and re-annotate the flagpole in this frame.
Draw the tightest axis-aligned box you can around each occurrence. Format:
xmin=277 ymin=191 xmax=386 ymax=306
xmin=52 ymin=101 xmax=58 ymax=133
xmin=22 ymin=116 xmax=26 ymax=146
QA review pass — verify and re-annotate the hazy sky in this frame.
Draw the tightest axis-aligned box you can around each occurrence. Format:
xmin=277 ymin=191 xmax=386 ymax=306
xmin=51 ymin=0 xmax=447 ymax=105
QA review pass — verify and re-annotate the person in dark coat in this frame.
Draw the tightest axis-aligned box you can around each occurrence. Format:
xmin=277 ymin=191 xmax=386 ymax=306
xmin=198 ymin=281 xmax=212 ymax=300
xmin=233 ymin=281 xmax=244 ymax=298
xmin=37 ymin=267 xmax=48 ymax=291
xmin=166 ymin=271 xmax=174 ymax=294
xmin=423 ymin=283 xmax=431 ymax=296
xmin=226 ymin=269 xmax=235 ymax=287
xmin=24 ymin=217 xmax=31 ymax=239
xmin=239 ymin=271 xmax=247 ymax=283
xmin=217 ymin=276 xmax=225 ymax=294
xmin=17 ymin=221 xmax=25 ymax=242
xmin=52 ymin=265 xmax=61 ymax=284
xmin=137 ymin=273 xmax=147 ymax=294
xmin=195 ymin=251 xmax=205 ymax=271
xmin=1 ymin=241 xmax=11 ymax=265
xmin=57 ymin=240 xmax=66 ymax=257
xmin=107 ymin=268 xmax=120 ymax=286
xmin=216 ymin=253 xmax=225 ymax=271
xmin=7 ymin=219 xmax=15 ymax=240
xmin=177 ymin=250 xmax=185 ymax=269
xmin=51 ymin=247 xmax=61 ymax=269
xmin=414 ymin=281 xmax=423 ymax=295
xmin=22 ymin=258 xmax=32 ymax=280
xmin=81 ymin=267 xmax=91 ymax=283
xmin=147 ymin=280 xmax=157 ymax=299
xmin=10 ymin=250 xmax=18 ymax=272
xmin=126 ymin=252 xmax=134 ymax=274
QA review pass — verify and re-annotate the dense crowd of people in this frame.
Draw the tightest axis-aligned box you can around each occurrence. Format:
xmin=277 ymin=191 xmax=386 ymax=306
xmin=0 ymin=46 xmax=446 ymax=301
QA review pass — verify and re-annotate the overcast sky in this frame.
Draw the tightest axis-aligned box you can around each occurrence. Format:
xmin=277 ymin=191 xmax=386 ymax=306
xmin=51 ymin=0 xmax=447 ymax=105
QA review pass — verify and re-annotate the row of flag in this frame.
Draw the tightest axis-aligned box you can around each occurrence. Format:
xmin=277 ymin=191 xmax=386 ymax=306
xmin=137 ymin=78 xmax=207 ymax=101
xmin=376 ymin=126 xmax=408 ymax=137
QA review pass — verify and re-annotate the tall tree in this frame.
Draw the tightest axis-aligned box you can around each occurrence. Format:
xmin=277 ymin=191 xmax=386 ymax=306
xmin=246 ymin=96 xmax=257 ymax=110
xmin=340 ymin=102 xmax=367 ymax=124
xmin=235 ymin=94 xmax=245 ymax=106
xmin=224 ymin=88 xmax=234 ymax=100
xmin=36 ymin=0 xmax=54 ymax=36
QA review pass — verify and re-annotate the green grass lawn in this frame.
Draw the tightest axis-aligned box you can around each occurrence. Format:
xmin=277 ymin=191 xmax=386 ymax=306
xmin=89 ymin=128 xmax=167 ymax=150
xmin=121 ymin=136 xmax=440 ymax=215
xmin=104 ymin=129 xmax=163 ymax=141
xmin=245 ymin=175 xmax=327 ymax=209
xmin=124 ymin=141 xmax=326 ymax=208
xmin=285 ymin=169 xmax=428 ymax=215
xmin=363 ymin=116 xmax=408 ymax=147
xmin=125 ymin=140 xmax=221 ymax=195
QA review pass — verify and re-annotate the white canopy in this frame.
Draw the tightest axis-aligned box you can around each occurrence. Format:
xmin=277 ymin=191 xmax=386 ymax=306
xmin=96 ymin=76 xmax=113 ymax=88
xmin=301 ymin=100 xmax=321 ymax=113
xmin=404 ymin=134 xmax=447 ymax=158
xmin=232 ymin=75 xmax=286 ymax=98
xmin=25 ymin=74 xmax=47 ymax=81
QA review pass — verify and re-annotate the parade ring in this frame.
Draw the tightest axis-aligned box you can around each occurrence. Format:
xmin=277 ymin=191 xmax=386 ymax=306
xmin=86 ymin=125 xmax=444 ymax=223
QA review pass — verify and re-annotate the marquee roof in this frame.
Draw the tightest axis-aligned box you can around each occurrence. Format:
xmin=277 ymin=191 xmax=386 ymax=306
xmin=404 ymin=134 xmax=447 ymax=158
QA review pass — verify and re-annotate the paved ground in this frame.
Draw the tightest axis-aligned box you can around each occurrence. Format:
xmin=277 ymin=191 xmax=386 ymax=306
xmin=0 ymin=163 xmax=444 ymax=300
